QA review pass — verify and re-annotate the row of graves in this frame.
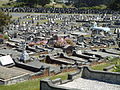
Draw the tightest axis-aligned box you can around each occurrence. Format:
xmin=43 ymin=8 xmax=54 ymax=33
xmin=0 ymin=7 xmax=120 ymax=14
xmin=0 ymin=12 xmax=120 ymax=85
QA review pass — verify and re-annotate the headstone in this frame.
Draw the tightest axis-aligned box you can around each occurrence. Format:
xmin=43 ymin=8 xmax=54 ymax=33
xmin=0 ymin=55 xmax=14 ymax=66
xmin=20 ymin=42 xmax=30 ymax=62
xmin=77 ymin=35 xmax=84 ymax=43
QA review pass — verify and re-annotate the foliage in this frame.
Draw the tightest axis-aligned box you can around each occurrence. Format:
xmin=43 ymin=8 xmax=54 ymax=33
xmin=108 ymin=0 xmax=120 ymax=10
xmin=3 ymin=2 xmax=26 ymax=7
xmin=113 ymin=60 xmax=120 ymax=72
xmin=18 ymin=0 xmax=51 ymax=7
xmin=0 ymin=11 xmax=12 ymax=33
xmin=39 ymin=0 xmax=51 ymax=7
xmin=3 ymin=34 xmax=9 ymax=39
xmin=113 ymin=65 xmax=120 ymax=72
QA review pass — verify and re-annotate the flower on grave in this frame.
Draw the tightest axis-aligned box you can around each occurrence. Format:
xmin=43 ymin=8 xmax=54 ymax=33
xmin=28 ymin=42 xmax=36 ymax=46
xmin=36 ymin=40 xmax=48 ymax=45
xmin=0 ymin=34 xmax=3 ymax=38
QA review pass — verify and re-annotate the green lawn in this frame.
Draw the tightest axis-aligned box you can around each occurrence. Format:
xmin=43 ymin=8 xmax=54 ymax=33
xmin=0 ymin=71 xmax=76 ymax=90
xmin=91 ymin=57 xmax=120 ymax=71
xmin=55 ymin=20 xmax=62 ymax=24
xmin=49 ymin=71 xmax=74 ymax=80
xmin=38 ymin=19 xmax=49 ymax=24
xmin=0 ymin=78 xmax=41 ymax=90
xmin=91 ymin=63 xmax=112 ymax=70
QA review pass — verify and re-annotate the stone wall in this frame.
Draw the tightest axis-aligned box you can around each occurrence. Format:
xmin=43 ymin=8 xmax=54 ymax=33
xmin=40 ymin=66 xmax=120 ymax=90
xmin=82 ymin=66 xmax=120 ymax=84
xmin=40 ymin=79 xmax=80 ymax=90
xmin=40 ymin=69 xmax=82 ymax=90
xmin=68 ymin=68 xmax=82 ymax=80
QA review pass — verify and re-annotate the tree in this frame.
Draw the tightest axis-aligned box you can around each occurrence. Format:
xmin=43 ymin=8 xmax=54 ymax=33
xmin=18 ymin=0 xmax=51 ymax=7
xmin=109 ymin=0 xmax=120 ymax=10
xmin=38 ymin=0 xmax=51 ymax=7
xmin=0 ymin=11 xmax=12 ymax=33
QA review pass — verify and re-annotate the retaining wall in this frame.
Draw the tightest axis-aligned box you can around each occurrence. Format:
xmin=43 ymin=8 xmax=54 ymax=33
xmin=40 ymin=79 xmax=80 ymax=90
xmin=40 ymin=66 xmax=120 ymax=90
xmin=82 ymin=66 xmax=120 ymax=84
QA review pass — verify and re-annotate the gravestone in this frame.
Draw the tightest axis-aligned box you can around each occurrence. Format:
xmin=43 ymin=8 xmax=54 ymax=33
xmin=77 ymin=35 xmax=84 ymax=43
xmin=20 ymin=42 xmax=30 ymax=63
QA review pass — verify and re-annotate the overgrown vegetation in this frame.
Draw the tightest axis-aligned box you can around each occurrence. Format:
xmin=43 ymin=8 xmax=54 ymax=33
xmin=17 ymin=0 xmax=51 ymax=7
xmin=0 ymin=11 xmax=12 ymax=33
xmin=108 ymin=0 xmax=120 ymax=10
xmin=0 ymin=0 xmax=120 ymax=11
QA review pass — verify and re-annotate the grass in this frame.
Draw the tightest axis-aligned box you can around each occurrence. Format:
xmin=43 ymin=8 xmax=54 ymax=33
xmin=55 ymin=20 xmax=62 ymax=24
xmin=0 ymin=70 xmax=76 ymax=90
xmin=0 ymin=78 xmax=41 ymax=90
xmin=49 ymin=71 xmax=74 ymax=80
xmin=91 ymin=57 xmax=120 ymax=71
xmin=91 ymin=63 xmax=112 ymax=70
xmin=38 ymin=19 xmax=49 ymax=24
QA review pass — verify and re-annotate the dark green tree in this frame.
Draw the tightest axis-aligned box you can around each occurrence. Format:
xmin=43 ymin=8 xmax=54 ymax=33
xmin=38 ymin=0 xmax=51 ymax=7
xmin=0 ymin=11 xmax=12 ymax=33
xmin=109 ymin=0 xmax=120 ymax=10
xmin=18 ymin=0 xmax=50 ymax=7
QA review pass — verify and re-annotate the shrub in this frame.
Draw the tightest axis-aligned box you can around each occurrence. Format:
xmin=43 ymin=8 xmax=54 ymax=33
xmin=3 ymin=34 xmax=9 ymax=39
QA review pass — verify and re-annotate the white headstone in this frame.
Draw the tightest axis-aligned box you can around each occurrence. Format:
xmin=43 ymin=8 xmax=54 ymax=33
xmin=0 ymin=55 xmax=14 ymax=66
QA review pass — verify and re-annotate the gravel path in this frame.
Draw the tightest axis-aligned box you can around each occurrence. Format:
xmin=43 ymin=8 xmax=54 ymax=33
xmin=59 ymin=78 xmax=120 ymax=90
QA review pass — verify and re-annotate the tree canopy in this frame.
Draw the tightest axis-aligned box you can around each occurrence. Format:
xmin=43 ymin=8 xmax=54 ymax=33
xmin=0 ymin=11 xmax=12 ymax=33
xmin=18 ymin=0 xmax=51 ymax=7
xmin=109 ymin=0 xmax=120 ymax=10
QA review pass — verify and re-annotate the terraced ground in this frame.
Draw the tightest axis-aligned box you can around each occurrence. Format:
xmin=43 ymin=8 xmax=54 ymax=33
xmin=0 ymin=70 xmax=75 ymax=90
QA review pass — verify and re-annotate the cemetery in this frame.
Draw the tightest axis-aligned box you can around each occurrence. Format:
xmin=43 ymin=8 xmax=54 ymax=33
xmin=0 ymin=6 xmax=120 ymax=89
xmin=40 ymin=66 xmax=120 ymax=90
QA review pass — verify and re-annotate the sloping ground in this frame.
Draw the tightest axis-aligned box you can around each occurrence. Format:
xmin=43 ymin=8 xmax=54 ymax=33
xmin=59 ymin=78 xmax=120 ymax=90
